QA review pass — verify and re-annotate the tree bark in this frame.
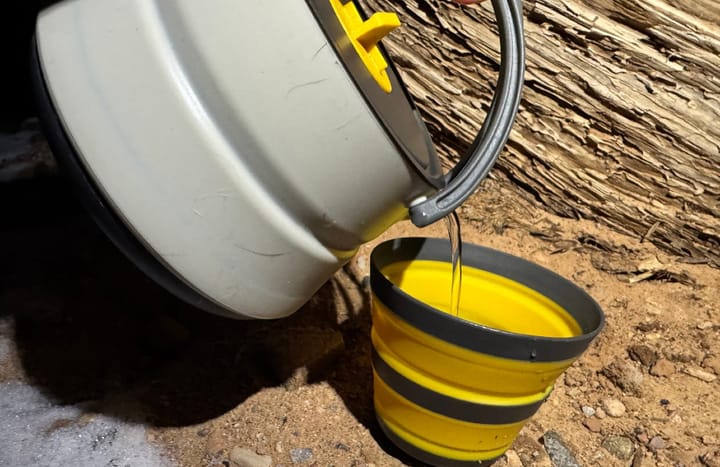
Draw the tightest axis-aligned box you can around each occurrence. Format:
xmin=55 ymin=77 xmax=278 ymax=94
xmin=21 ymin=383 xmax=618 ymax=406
xmin=360 ymin=0 xmax=720 ymax=266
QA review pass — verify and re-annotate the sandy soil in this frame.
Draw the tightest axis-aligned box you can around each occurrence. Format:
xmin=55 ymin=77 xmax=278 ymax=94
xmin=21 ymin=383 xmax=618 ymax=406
xmin=1 ymin=176 xmax=718 ymax=467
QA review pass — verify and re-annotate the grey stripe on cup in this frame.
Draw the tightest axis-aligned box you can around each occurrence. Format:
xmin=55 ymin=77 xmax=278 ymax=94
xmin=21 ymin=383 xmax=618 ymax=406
xmin=376 ymin=417 xmax=500 ymax=467
xmin=372 ymin=349 xmax=547 ymax=425
xmin=370 ymin=237 xmax=605 ymax=362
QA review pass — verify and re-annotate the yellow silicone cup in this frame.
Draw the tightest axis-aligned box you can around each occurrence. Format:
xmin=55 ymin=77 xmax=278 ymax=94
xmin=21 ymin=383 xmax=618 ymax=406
xmin=369 ymin=238 xmax=604 ymax=465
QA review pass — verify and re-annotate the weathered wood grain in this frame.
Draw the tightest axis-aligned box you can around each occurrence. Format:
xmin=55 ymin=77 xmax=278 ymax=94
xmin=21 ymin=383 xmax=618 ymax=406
xmin=361 ymin=0 xmax=720 ymax=266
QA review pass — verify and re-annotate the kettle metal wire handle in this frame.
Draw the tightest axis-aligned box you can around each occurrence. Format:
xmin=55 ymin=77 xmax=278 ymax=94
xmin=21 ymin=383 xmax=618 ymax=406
xmin=409 ymin=0 xmax=525 ymax=227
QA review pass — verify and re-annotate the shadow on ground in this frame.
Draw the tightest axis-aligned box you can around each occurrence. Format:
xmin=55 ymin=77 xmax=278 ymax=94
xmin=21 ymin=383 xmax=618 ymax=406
xmin=0 ymin=176 xmax=427 ymax=465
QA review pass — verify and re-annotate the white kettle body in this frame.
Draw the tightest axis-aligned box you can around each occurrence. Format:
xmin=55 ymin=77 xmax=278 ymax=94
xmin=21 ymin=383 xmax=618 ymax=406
xmin=33 ymin=0 xmax=524 ymax=319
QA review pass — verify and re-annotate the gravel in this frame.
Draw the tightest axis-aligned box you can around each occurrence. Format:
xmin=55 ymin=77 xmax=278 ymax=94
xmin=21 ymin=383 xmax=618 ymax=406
xmin=229 ymin=446 xmax=272 ymax=467
xmin=601 ymin=398 xmax=627 ymax=418
xmin=289 ymin=448 xmax=314 ymax=464
xmin=602 ymin=435 xmax=636 ymax=460
xmin=542 ymin=431 xmax=581 ymax=467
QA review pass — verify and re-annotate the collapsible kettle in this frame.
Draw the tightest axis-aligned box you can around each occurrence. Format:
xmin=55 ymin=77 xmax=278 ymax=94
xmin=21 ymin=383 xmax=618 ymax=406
xmin=32 ymin=0 xmax=524 ymax=319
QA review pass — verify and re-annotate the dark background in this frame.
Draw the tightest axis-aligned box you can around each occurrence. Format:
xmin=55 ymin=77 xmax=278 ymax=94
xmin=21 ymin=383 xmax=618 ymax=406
xmin=0 ymin=1 xmax=59 ymax=130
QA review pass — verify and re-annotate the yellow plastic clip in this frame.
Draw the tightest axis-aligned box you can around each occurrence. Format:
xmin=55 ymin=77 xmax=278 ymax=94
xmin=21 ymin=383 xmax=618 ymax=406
xmin=329 ymin=0 xmax=401 ymax=93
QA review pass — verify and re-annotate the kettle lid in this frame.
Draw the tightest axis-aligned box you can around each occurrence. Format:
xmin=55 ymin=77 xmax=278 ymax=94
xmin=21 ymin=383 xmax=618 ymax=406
xmin=307 ymin=0 xmax=444 ymax=188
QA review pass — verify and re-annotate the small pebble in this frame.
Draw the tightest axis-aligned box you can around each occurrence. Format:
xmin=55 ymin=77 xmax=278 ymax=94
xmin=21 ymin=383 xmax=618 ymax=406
xmin=636 ymin=432 xmax=649 ymax=444
xmin=504 ymin=449 xmax=523 ymax=467
xmin=701 ymin=450 xmax=720 ymax=467
xmin=602 ymin=398 xmax=627 ymax=418
xmin=595 ymin=408 xmax=607 ymax=419
xmin=683 ymin=366 xmax=718 ymax=382
xmin=660 ymin=399 xmax=670 ymax=406
xmin=703 ymin=356 xmax=720 ymax=375
xmin=542 ymin=431 xmax=581 ymax=467
xmin=627 ymin=344 xmax=658 ymax=368
xmin=650 ymin=359 xmax=675 ymax=377
xmin=602 ymin=436 xmax=636 ymax=460
xmin=631 ymin=448 xmax=646 ymax=467
xmin=583 ymin=418 xmax=602 ymax=433
xmin=703 ymin=435 xmax=719 ymax=446
xmin=636 ymin=320 xmax=663 ymax=332
xmin=648 ymin=436 xmax=666 ymax=451
xmin=205 ymin=430 xmax=225 ymax=455
xmin=289 ymin=448 xmax=314 ymax=464
xmin=697 ymin=321 xmax=714 ymax=330
xmin=581 ymin=406 xmax=596 ymax=417
xmin=513 ymin=434 xmax=552 ymax=467
xmin=229 ymin=447 xmax=272 ymax=467
xmin=601 ymin=360 xmax=644 ymax=395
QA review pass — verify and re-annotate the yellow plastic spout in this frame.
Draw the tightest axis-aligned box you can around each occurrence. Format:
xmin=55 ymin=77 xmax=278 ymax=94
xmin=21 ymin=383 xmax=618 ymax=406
xmin=330 ymin=0 xmax=401 ymax=92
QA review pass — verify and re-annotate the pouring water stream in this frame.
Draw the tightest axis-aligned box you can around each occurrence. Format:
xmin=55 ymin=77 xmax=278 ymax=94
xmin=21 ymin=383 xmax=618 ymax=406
xmin=445 ymin=211 xmax=463 ymax=317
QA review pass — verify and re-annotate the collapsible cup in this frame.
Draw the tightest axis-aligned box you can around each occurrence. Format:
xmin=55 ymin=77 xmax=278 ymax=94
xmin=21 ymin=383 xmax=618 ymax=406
xmin=370 ymin=237 xmax=604 ymax=466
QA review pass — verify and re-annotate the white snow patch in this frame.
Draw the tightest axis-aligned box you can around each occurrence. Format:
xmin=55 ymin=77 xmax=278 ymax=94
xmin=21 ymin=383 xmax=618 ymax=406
xmin=0 ymin=383 xmax=171 ymax=467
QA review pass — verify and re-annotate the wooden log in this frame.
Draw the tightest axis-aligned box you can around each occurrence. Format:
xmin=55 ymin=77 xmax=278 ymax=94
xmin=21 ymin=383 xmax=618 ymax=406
xmin=360 ymin=0 xmax=720 ymax=266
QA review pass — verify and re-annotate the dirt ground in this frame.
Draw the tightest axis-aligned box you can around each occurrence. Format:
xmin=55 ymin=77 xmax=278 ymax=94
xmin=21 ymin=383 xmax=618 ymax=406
xmin=1 ymin=175 xmax=719 ymax=467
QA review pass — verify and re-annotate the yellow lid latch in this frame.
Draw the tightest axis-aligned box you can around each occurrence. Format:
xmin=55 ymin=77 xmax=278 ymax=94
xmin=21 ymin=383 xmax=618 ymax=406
xmin=329 ymin=0 xmax=401 ymax=93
